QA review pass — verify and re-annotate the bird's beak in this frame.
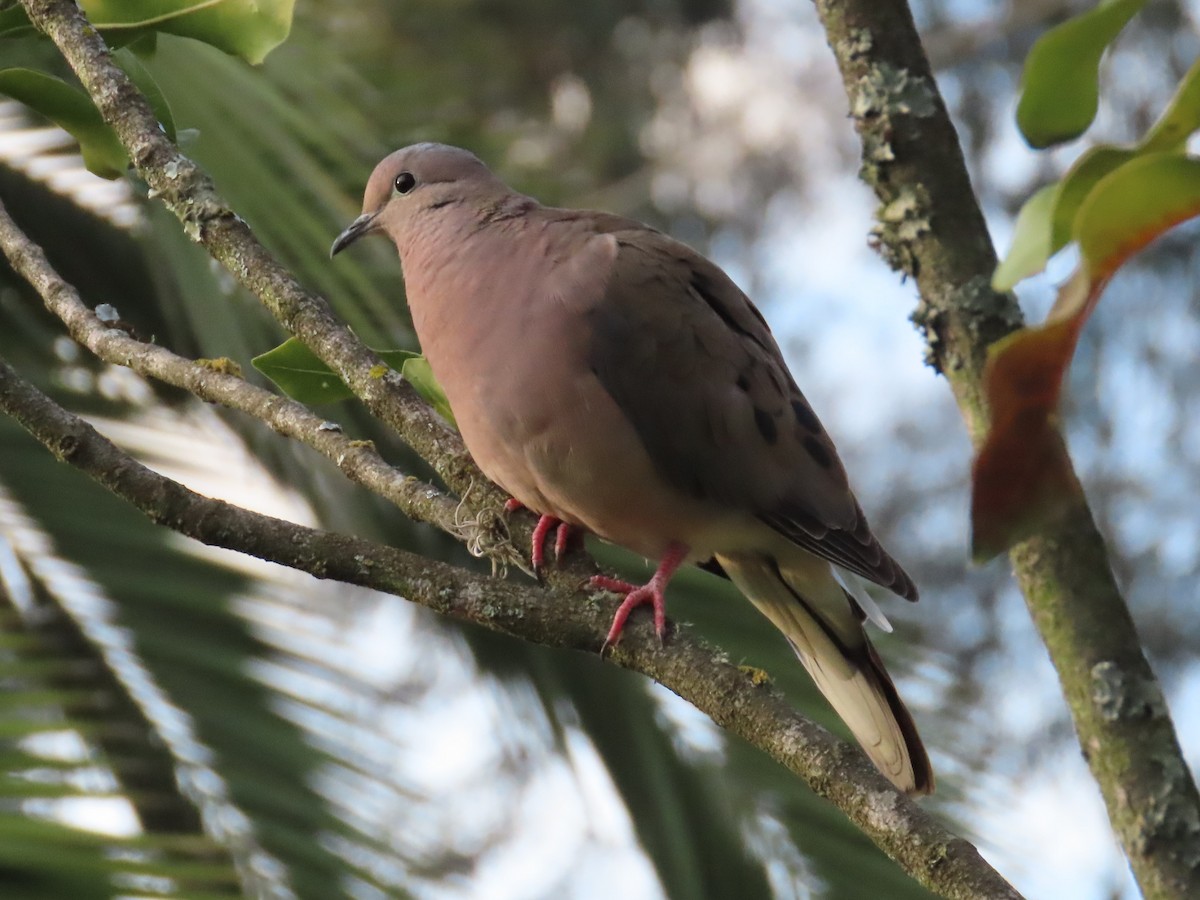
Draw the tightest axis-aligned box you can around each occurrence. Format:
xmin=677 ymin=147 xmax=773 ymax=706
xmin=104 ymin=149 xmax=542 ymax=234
xmin=330 ymin=211 xmax=380 ymax=258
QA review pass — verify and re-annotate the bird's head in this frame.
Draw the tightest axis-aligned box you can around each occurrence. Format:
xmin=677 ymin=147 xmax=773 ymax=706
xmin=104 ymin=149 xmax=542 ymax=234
xmin=330 ymin=143 xmax=505 ymax=257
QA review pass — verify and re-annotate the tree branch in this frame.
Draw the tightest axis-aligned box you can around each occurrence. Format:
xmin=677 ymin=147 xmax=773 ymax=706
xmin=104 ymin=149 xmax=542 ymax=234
xmin=0 ymin=195 xmax=524 ymax=573
xmin=811 ymin=1 xmax=1200 ymax=896
xmin=0 ymin=350 xmax=1020 ymax=899
xmin=17 ymin=0 xmax=486 ymax=512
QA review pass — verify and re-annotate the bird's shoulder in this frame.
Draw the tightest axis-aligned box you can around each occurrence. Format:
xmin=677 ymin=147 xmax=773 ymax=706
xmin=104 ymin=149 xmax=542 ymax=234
xmin=535 ymin=206 xmax=776 ymax=346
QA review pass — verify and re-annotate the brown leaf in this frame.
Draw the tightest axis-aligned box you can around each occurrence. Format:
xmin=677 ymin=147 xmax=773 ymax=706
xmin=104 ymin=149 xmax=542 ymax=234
xmin=970 ymin=273 xmax=1098 ymax=559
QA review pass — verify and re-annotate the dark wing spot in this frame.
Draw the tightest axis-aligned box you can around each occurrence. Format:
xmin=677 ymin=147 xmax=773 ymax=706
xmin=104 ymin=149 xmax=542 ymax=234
xmin=791 ymin=399 xmax=822 ymax=433
xmin=690 ymin=271 xmax=771 ymax=353
xmin=754 ymin=407 xmax=778 ymax=444
xmin=803 ymin=435 xmax=833 ymax=469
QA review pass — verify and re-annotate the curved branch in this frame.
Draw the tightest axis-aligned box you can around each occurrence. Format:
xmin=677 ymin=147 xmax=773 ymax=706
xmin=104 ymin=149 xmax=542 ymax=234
xmin=0 ymin=196 xmax=523 ymax=572
xmin=811 ymin=1 xmax=1200 ymax=896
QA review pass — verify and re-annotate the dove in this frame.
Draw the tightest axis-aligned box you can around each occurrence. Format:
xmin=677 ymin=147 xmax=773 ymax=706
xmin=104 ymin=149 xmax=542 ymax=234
xmin=332 ymin=143 xmax=933 ymax=793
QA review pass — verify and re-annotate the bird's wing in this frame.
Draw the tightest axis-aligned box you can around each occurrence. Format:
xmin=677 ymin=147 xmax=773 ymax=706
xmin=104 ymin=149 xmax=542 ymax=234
xmin=582 ymin=222 xmax=917 ymax=600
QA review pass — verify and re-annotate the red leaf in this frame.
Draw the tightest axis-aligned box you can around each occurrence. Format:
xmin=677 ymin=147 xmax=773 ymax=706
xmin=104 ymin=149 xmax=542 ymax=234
xmin=970 ymin=275 xmax=1096 ymax=559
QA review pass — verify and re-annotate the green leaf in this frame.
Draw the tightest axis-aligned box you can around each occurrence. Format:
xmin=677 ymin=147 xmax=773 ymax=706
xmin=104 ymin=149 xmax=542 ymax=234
xmin=253 ymin=338 xmax=453 ymax=422
xmin=992 ymin=184 xmax=1059 ymax=290
xmin=1049 ymin=63 xmax=1200 ymax=253
xmin=0 ymin=6 xmax=34 ymax=38
xmin=994 ymin=146 xmax=1134 ymax=288
xmin=400 ymin=354 xmax=455 ymax=425
xmin=1140 ymin=57 xmax=1200 ymax=153
xmin=998 ymin=55 xmax=1200 ymax=289
xmin=1075 ymin=152 xmax=1200 ymax=279
xmin=82 ymin=0 xmax=296 ymax=65
xmin=253 ymin=337 xmax=374 ymax=403
xmin=1049 ymin=146 xmax=1135 ymax=251
xmin=0 ymin=69 xmax=127 ymax=179
xmin=994 ymin=150 xmax=1141 ymax=290
xmin=1015 ymin=0 xmax=1146 ymax=148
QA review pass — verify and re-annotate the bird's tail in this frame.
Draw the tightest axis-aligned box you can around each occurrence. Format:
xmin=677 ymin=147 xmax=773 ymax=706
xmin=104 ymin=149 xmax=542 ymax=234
xmin=715 ymin=551 xmax=934 ymax=794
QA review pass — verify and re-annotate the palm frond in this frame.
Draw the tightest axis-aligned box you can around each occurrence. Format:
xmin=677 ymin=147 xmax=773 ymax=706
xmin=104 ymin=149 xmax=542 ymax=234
xmin=0 ymin=481 xmax=271 ymax=899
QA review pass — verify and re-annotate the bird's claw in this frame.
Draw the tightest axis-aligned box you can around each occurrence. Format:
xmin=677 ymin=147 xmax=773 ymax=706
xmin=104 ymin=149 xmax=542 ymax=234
xmin=505 ymin=500 xmax=577 ymax=577
xmin=590 ymin=575 xmax=668 ymax=650
xmin=530 ymin=514 xmax=557 ymax=578
xmin=553 ymin=519 xmax=574 ymax=561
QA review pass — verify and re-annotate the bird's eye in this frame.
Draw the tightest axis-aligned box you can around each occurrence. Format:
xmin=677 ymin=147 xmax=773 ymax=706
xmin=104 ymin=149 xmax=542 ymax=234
xmin=394 ymin=172 xmax=417 ymax=194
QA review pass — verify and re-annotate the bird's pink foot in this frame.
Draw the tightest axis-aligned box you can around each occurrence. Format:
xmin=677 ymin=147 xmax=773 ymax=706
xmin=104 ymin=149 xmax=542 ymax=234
xmin=504 ymin=499 xmax=576 ymax=574
xmin=591 ymin=576 xmax=666 ymax=647
xmin=590 ymin=542 xmax=689 ymax=650
xmin=529 ymin=514 xmax=559 ymax=574
xmin=553 ymin=519 xmax=577 ymax=560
